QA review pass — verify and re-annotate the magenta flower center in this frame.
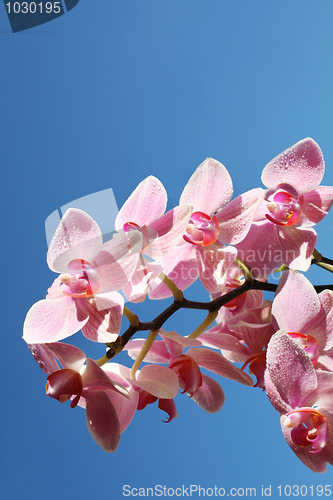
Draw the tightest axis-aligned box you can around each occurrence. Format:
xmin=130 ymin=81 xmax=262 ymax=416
xmin=265 ymin=190 xmax=303 ymax=226
xmin=183 ymin=211 xmax=220 ymax=246
xmin=60 ymin=259 xmax=102 ymax=298
xmin=284 ymin=408 xmax=327 ymax=454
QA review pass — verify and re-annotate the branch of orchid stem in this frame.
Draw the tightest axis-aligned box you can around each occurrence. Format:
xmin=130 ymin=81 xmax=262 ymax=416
xmin=130 ymin=329 xmax=159 ymax=379
xmin=188 ymin=310 xmax=218 ymax=339
xmin=312 ymin=249 xmax=333 ymax=274
xmin=102 ymin=277 xmax=333 ymax=363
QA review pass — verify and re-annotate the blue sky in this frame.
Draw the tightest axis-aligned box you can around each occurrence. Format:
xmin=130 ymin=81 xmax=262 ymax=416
xmin=2 ymin=1 xmax=333 ymax=498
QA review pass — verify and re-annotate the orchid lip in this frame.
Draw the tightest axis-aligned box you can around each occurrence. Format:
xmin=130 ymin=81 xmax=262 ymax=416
xmin=60 ymin=259 xmax=102 ymax=298
xmin=183 ymin=211 xmax=220 ymax=247
xmin=265 ymin=188 xmax=303 ymax=226
xmin=284 ymin=408 xmax=328 ymax=454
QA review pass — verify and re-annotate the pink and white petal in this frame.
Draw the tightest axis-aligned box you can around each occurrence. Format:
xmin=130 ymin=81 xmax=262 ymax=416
xmin=191 ymin=374 xmax=225 ymax=413
xmin=302 ymin=186 xmax=333 ymax=226
xmin=115 ymin=176 xmax=167 ymax=230
xmin=199 ymin=331 xmax=249 ymax=363
xmin=40 ymin=342 xmax=86 ymax=372
xmin=148 ymin=243 xmax=198 ymax=299
xmin=278 ymin=226 xmax=317 ymax=271
xmin=272 ymin=270 xmax=320 ymax=334
xmin=97 ymin=231 xmax=143 ymax=293
xmin=180 ymin=158 xmax=233 ymax=214
xmin=266 ymin=331 xmax=317 ymax=409
xmin=236 ymin=221 xmax=284 ymax=278
xmin=187 ymin=347 xmax=253 ymax=386
xmin=122 ymin=258 xmax=164 ymax=303
xmin=23 ymin=296 xmax=89 ymax=344
xmin=85 ymin=390 xmax=121 ymax=453
xmin=160 ymin=331 xmax=201 ymax=348
xmin=100 ymin=363 xmax=139 ymax=432
xmin=197 ymin=245 xmax=236 ymax=293
xmin=129 ymin=365 xmax=179 ymax=399
xmin=47 ymin=208 xmax=103 ymax=273
xmin=145 ymin=204 xmax=192 ymax=259
xmin=79 ymin=294 xmax=124 ymax=343
xmin=261 ymin=138 xmax=325 ymax=195
xmin=216 ymin=188 xmax=265 ymax=245
xmin=318 ymin=290 xmax=333 ymax=350
xmin=29 ymin=343 xmax=61 ymax=374
xmin=125 ymin=339 xmax=171 ymax=364
xmin=82 ymin=359 xmax=124 ymax=394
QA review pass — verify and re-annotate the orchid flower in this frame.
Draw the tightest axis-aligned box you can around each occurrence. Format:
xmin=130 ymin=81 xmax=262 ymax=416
xmin=272 ymin=270 xmax=333 ymax=370
xmin=115 ymin=175 xmax=192 ymax=302
xmin=265 ymin=331 xmax=333 ymax=472
xmin=149 ymin=158 xmax=264 ymax=297
xmin=199 ymin=300 xmax=275 ymax=388
xmin=23 ymin=208 xmax=143 ymax=343
xmin=236 ymin=138 xmax=333 ymax=278
xmin=29 ymin=342 xmax=138 ymax=452
xmin=126 ymin=330 xmax=252 ymax=417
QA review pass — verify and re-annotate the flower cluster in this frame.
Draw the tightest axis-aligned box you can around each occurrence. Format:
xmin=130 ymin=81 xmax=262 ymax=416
xmin=24 ymin=138 xmax=333 ymax=472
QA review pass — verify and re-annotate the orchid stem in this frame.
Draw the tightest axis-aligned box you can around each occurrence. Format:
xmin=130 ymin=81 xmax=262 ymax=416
xmin=94 ymin=354 xmax=110 ymax=367
xmin=312 ymin=249 xmax=333 ymax=274
xmin=234 ymin=256 xmax=252 ymax=281
xmin=123 ymin=306 xmax=139 ymax=327
xmin=130 ymin=329 xmax=159 ymax=380
xmin=158 ymin=273 xmax=183 ymax=302
xmin=188 ymin=310 xmax=218 ymax=339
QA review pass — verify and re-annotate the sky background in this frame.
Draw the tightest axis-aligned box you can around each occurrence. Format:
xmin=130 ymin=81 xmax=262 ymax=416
xmin=2 ymin=1 xmax=333 ymax=498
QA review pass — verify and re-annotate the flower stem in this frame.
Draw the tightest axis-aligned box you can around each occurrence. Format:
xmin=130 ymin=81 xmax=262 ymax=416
xmin=123 ymin=306 xmax=139 ymax=327
xmin=188 ymin=310 xmax=218 ymax=339
xmin=130 ymin=329 xmax=159 ymax=379
xmin=158 ymin=273 xmax=183 ymax=302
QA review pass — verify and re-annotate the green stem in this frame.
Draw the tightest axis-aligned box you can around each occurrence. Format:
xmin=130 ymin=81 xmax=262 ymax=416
xmin=130 ymin=329 xmax=159 ymax=379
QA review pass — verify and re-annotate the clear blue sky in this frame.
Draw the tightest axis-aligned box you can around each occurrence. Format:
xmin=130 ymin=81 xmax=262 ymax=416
xmin=2 ymin=2 xmax=333 ymax=498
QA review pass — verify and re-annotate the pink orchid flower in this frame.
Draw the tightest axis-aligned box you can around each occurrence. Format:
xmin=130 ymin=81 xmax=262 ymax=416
xmin=23 ymin=208 xmax=143 ymax=343
xmin=115 ymin=175 xmax=192 ymax=302
xmin=272 ymin=270 xmax=333 ymax=370
xmin=265 ymin=331 xmax=333 ymax=472
xmin=127 ymin=363 xmax=180 ymax=423
xmin=199 ymin=300 xmax=275 ymax=388
xmin=126 ymin=330 xmax=253 ymax=417
xmin=29 ymin=342 xmax=138 ymax=453
xmin=148 ymin=158 xmax=264 ymax=297
xmin=236 ymin=138 xmax=333 ymax=278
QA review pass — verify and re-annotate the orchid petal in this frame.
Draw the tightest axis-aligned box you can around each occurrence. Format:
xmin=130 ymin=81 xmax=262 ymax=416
xmin=115 ymin=176 xmax=167 ymax=230
xmin=96 ymin=231 xmax=143 ymax=292
xmin=265 ymin=331 xmax=317 ymax=410
xmin=47 ymin=208 xmax=103 ymax=273
xmin=272 ymin=270 xmax=320 ymax=333
xmin=180 ymin=158 xmax=233 ymax=214
xmin=85 ymin=390 xmax=121 ymax=452
xmin=191 ymin=374 xmax=225 ymax=413
xmin=129 ymin=365 xmax=179 ymax=399
xmin=216 ymin=188 xmax=265 ymax=244
xmin=262 ymin=138 xmax=325 ymax=195
xmin=145 ymin=204 xmax=192 ymax=259
xmin=23 ymin=295 xmax=88 ymax=344
xmin=187 ymin=347 xmax=253 ymax=386
xmin=302 ymin=186 xmax=333 ymax=226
